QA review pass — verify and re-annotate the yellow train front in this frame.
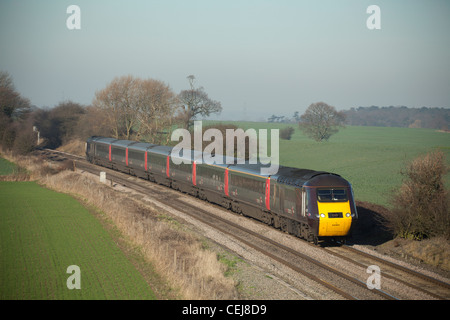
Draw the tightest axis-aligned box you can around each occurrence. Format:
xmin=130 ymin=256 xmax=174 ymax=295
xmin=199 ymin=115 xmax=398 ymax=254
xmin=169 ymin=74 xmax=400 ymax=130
xmin=270 ymin=168 xmax=358 ymax=245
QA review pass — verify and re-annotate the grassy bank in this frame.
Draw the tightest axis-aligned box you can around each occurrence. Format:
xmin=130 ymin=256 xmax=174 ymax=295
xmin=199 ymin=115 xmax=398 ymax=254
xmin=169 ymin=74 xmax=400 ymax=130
xmin=41 ymin=170 xmax=237 ymax=300
xmin=0 ymin=157 xmax=17 ymax=175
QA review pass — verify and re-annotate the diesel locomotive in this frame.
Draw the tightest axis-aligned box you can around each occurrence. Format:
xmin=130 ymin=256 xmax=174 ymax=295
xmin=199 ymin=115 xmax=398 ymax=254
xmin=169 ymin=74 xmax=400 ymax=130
xmin=86 ymin=136 xmax=358 ymax=244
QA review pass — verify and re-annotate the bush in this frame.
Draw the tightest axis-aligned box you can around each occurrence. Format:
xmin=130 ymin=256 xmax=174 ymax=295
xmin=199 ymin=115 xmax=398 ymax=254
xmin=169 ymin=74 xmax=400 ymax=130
xmin=280 ymin=126 xmax=295 ymax=140
xmin=1 ymin=122 xmax=16 ymax=150
xmin=380 ymin=151 xmax=449 ymax=240
xmin=12 ymin=127 xmax=36 ymax=155
xmin=33 ymin=101 xmax=85 ymax=149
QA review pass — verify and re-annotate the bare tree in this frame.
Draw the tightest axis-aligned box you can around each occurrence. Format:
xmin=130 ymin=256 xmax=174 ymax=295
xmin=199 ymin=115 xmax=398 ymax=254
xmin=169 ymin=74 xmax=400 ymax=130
xmin=178 ymin=75 xmax=222 ymax=129
xmin=135 ymin=79 xmax=177 ymax=144
xmin=93 ymin=75 xmax=140 ymax=139
xmin=0 ymin=71 xmax=14 ymax=90
xmin=93 ymin=75 xmax=177 ymax=142
xmin=33 ymin=101 xmax=85 ymax=148
xmin=75 ymin=105 xmax=111 ymax=140
xmin=1 ymin=71 xmax=32 ymax=151
xmin=299 ymin=102 xmax=345 ymax=142
xmin=0 ymin=71 xmax=31 ymax=119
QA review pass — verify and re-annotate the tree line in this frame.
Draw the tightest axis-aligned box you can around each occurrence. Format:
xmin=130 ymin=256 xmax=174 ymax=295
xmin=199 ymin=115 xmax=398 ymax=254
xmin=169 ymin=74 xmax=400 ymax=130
xmin=271 ymin=105 xmax=449 ymax=130
xmin=0 ymin=72 xmax=222 ymax=154
xmin=273 ymin=103 xmax=450 ymax=142
xmin=344 ymin=106 xmax=449 ymax=130
xmin=267 ymin=103 xmax=449 ymax=142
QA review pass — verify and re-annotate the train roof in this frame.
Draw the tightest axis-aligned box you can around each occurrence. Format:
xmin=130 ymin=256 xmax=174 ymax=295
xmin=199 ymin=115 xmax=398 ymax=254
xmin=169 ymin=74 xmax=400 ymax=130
xmin=228 ymin=161 xmax=271 ymax=178
xmin=304 ymin=173 xmax=350 ymax=188
xmin=270 ymin=166 xmax=342 ymax=187
xmin=88 ymin=136 xmax=118 ymax=145
xmin=171 ymin=148 xmax=203 ymax=163
xmin=147 ymin=145 xmax=173 ymax=156
xmin=127 ymin=142 xmax=157 ymax=151
xmin=86 ymin=137 xmax=349 ymax=186
xmin=87 ymin=136 xmax=157 ymax=151
xmin=111 ymin=139 xmax=138 ymax=148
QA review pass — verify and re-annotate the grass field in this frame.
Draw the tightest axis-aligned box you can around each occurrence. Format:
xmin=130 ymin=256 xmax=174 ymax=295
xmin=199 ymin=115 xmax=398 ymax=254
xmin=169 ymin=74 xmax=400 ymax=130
xmin=0 ymin=157 xmax=17 ymax=175
xmin=0 ymin=181 xmax=156 ymax=300
xmin=205 ymin=121 xmax=450 ymax=206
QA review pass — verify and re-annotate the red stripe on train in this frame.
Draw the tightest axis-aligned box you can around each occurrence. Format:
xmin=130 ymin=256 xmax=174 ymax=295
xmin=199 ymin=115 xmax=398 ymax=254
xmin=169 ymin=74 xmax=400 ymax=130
xmin=192 ymin=160 xmax=197 ymax=186
xmin=224 ymin=168 xmax=229 ymax=197
xmin=265 ymin=177 xmax=270 ymax=211
xmin=145 ymin=151 xmax=148 ymax=171
xmin=166 ymin=155 xmax=170 ymax=178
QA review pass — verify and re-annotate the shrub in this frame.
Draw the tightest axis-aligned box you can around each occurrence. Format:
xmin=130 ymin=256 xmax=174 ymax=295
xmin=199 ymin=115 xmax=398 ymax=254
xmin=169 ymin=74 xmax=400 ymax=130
xmin=12 ymin=128 xmax=36 ymax=155
xmin=380 ymin=151 xmax=449 ymax=240
xmin=280 ymin=126 xmax=295 ymax=140
xmin=1 ymin=123 xmax=16 ymax=150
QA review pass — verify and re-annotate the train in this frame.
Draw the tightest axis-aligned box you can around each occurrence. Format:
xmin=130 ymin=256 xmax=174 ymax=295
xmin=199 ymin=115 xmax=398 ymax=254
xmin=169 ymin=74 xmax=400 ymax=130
xmin=85 ymin=136 xmax=358 ymax=245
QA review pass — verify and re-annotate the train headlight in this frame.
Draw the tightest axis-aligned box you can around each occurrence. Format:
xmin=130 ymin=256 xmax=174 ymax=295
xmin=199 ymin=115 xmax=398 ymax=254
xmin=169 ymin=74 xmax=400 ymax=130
xmin=320 ymin=213 xmax=326 ymax=218
xmin=346 ymin=212 xmax=351 ymax=217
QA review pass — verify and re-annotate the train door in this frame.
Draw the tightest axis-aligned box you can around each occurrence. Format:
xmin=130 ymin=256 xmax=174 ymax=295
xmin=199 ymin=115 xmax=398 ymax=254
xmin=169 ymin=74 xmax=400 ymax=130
xmin=279 ymin=186 xmax=285 ymax=214
xmin=296 ymin=188 xmax=302 ymax=217
xmin=301 ymin=188 xmax=306 ymax=217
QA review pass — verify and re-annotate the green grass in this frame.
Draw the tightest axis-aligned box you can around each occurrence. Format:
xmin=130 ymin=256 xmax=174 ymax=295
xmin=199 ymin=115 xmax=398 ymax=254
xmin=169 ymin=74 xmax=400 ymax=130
xmin=204 ymin=121 xmax=450 ymax=207
xmin=0 ymin=181 xmax=156 ymax=300
xmin=0 ymin=157 xmax=17 ymax=175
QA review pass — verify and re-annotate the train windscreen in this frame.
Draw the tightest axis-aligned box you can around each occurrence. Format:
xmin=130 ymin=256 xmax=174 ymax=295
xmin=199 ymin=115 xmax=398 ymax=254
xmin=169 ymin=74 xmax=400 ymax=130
xmin=317 ymin=189 xmax=348 ymax=202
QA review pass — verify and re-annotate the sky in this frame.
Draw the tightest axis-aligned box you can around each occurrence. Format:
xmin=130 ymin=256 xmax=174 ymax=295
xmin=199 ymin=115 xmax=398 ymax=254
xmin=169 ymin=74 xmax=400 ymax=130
xmin=1 ymin=0 xmax=449 ymax=121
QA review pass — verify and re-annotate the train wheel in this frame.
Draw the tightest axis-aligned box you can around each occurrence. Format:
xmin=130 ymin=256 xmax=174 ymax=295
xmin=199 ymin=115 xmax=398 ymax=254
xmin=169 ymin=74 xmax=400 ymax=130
xmin=313 ymin=236 xmax=319 ymax=246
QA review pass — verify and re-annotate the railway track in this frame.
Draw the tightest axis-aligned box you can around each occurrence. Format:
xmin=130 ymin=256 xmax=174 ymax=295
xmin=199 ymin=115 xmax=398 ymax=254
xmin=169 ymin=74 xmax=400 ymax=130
xmin=37 ymin=148 xmax=450 ymax=300
xmin=322 ymin=244 xmax=450 ymax=300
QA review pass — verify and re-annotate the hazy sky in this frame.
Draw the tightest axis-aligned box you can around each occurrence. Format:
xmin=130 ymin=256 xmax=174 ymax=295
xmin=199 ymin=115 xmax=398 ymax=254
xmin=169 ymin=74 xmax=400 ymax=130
xmin=1 ymin=0 xmax=449 ymax=120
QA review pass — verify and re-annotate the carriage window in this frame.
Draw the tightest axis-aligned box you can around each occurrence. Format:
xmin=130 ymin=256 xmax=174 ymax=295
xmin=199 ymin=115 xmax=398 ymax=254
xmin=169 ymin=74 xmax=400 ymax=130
xmin=129 ymin=151 xmax=142 ymax=161
xmin=317 ymin=189 xmax=348 ymax=202
xmin=96 ymin=144 xmax=108 ymax=155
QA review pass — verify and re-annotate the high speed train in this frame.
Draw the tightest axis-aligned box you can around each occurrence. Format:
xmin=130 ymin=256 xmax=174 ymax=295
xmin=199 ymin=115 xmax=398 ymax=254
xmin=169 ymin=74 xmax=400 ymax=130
xmin=86 ymin=136 xmax=358 ymax=244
